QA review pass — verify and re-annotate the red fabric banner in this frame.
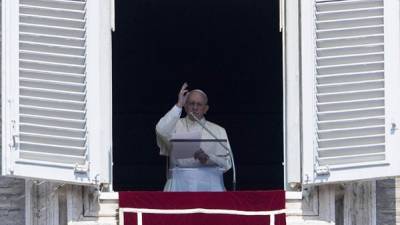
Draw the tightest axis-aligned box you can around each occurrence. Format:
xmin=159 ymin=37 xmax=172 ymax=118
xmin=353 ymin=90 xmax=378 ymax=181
xmin=119 ymin=191 xmax=286 ymax=225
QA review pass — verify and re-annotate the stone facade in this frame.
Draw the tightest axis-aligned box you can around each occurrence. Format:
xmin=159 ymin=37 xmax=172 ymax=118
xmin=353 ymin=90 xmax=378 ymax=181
xmin=0 ymin=177 xmax=398 ymax=225
xmin=376 ymin=178 xmax=400 ymax=225
xmin=0 ymin=177 xmax=25 ymax=225
xmin=0 ymin=177 xmax=118 ymax=225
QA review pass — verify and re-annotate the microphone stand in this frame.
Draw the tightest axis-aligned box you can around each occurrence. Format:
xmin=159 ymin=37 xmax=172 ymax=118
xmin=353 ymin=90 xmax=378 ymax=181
xmin=189 ymin=112 xmax=237 ymax=191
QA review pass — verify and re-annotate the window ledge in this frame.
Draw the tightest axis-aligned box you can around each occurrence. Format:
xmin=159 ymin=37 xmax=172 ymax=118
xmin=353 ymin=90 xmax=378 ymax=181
xmin=286 ymin=191 xmax=302 ymax=200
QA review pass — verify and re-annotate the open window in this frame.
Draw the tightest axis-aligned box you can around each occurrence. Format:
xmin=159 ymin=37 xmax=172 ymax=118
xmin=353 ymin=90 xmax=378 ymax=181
xmin=112 ymin=0 xmax=283 ymax=190
xmin=1 ymin=0 xmax=112 ymax=185
xmin=300 ymin=0 xmax=400 ymax=184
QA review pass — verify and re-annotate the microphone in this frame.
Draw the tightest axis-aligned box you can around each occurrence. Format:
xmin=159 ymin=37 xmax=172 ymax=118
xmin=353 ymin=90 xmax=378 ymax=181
xmin=189 ymin=112 xmax=237 ymax=191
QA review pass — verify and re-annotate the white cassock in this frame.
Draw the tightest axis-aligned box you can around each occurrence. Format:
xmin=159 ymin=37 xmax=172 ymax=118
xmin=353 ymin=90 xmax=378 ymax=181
xmin=156 ymin=105 xmax=232 ymax=191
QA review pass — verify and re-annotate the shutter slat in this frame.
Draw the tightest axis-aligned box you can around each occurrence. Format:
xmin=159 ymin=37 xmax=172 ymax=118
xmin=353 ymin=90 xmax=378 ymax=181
xmin=20 ymin=96 xmax=85 ymax=111
xmin=317 ymin=107 xmax=384 ymax=121
xmin=20 ymin=0 xmax=85 ymax=11
xmin=20 ymin=77 xmax=85 ymax=92
xmin=20 ymin=59 xmax=85 ymax=74
xmin=316 ymin=52 xmax=383 ymax=66
xmin=316 ymin=25 xmax=384 ymax=39
xmin=316 ymin=79 xmax=384 ymax=93
xmin=317 ymin=28 xmax=383 ymax=39
xmin=20 ymin=133 xmax=86 ymax=148
xmin=316 ymin=7 xmax=383 ymax=20
xmin=317 ymin=88 xmax=383 ymax=102
xmin=317 ymin=34 xmax=383 ymax=48
xmin=20 ymin=23 xmax=85 ymax=38
xmin=20 ymin=41 xmax=85 ymax=55
xmin=20 ymin=32 xmax=85 ymax=47
xmin=20 ymin=50 xmax=85 ymax=65
xmin=317 ymin=25 xmax=383 ymax=39
xmin=317 ymin=70 xmax=383 ymax=84
xmin=317 ymin=61 xmax=384 ymax=75
xmin=20 ymin=87 xmax=85 ymax=101
xmin=20 ymin=14 xmax=85 ymax=29
xmin=316 ymin=16 xmax=383 ymax=30
xmin=20 ymin=114 xmax=86 ymax=129
xmin=318 ymin=134 xmax=384 ymax=149
xmin=316 ymin=0 xmax=382 ymax=12
xmin=317 ymin=44 xmax=384 ymax=57
xmin=318 ymin=116 xmax=384 ymax=130
xmin=318 ymin=144 xmax=385 ymax=157
xmin=20 ymin=78 xmax=86 ymax=94
xmin=20 ymin=123 xmax=86 ymax=138
xmin=316 ymin=60 xmax=384 ymax=71
xmin=318 ymin=152 xmax=385 ymax=165
xmin=20 ymin=94 xmax=85 ymax=104
xmin=20 ymin=5 xmax=85 ymax=20
xmin=20 ymin=142 xmax=85 ymax=156
xmin=21 ymin=131 xmax=85 ymax=143
xmin=20 ymin=143 xmax=85 ymax=158
xmin=317 ymin=98 xmax=384 ymax=112
xmin=19 ymin=150 xmax=86 ymax=165
xmin=20 ymin=68 xmax=85 ymax=83
xmin=317 ymin=79 xmax=383 ymax=89
xmin=20 ymin=105 xmax=85 ymax=119
xmin=318 ymin=125 xmax=384 ymax=139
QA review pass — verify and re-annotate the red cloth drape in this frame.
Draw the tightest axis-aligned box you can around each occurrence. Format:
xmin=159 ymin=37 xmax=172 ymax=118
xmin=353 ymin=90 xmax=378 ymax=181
xmin=119 ymin=191 xmax=286 ymax=225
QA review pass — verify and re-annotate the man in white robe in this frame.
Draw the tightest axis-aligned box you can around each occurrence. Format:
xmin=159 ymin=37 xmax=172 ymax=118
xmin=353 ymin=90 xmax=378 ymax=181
xmin=156 ymin=83 xmax=232 ymax=191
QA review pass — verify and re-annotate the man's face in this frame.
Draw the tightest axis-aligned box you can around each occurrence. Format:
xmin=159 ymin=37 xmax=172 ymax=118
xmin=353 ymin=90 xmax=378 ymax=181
xmin=184 ymin=92 xmax=209 ymax=120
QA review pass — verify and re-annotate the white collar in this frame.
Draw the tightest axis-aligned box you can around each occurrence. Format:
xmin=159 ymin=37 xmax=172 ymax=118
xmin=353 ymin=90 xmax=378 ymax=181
xmin=184 ymin=116 xmax=206 ymax=127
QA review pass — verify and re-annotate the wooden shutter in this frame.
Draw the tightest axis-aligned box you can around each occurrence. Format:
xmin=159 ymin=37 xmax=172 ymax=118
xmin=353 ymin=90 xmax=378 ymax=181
xmin=301 ymin=0 xmax=400 ymax=184
xmin=2 ymin=0 xmax=111 ymax=184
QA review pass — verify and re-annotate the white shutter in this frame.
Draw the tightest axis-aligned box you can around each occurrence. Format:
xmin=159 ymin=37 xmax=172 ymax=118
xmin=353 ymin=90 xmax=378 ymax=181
xmin=2 ymin=0 xmax=111 ymax=185
xmin=301 ymin=0 xmax=400 ymax=184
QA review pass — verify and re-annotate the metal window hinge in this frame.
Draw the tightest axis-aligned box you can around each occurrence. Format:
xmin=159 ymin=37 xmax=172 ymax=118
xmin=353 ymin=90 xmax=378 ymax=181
xmin=9 ymin=134 xmax=19 ymax=150
xmin=74 ymin=162 xmax=89 ymax=174
xmin=315 ymin=165 xmax=330 ymax=176
xmin=12 ymin=134 xmax=19 ymax=150
xmin=94 ymin=174 xmax=100 ymax=185
xmin=391 ymin=122 xmax=398 ymax=134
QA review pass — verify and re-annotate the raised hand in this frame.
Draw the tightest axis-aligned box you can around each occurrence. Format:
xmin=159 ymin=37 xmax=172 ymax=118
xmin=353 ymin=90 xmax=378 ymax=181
xmin=176 ymin=82 xmax=189 ymax=108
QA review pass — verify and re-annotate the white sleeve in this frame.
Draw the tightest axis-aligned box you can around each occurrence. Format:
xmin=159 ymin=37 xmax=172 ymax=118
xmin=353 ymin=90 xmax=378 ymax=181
xmin=206 ymin=128 xmax=233 ymax=172
xmin=155 ymin=105 xmax=182 ymax=155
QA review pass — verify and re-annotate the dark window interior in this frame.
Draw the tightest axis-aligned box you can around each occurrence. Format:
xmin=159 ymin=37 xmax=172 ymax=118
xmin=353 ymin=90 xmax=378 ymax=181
xmin=113 ymin=0 xmax=283 ymax=190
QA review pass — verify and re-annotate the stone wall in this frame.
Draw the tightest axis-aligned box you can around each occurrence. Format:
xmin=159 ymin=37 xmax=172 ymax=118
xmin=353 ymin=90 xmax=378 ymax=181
xmin=0 ymin=176 xmax=397 ymax=225
xmin=376 ymin=178 xmax=399 ymax=225
xmin=0 ymin=177 xmax=25 ymax=225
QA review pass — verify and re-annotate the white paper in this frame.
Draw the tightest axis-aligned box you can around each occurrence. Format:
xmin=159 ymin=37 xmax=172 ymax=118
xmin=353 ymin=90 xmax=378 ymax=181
xmin=169 ymin=131 xmax=228 ymax=168
xmin=170 ymin=131 xmax=202 ymax=156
